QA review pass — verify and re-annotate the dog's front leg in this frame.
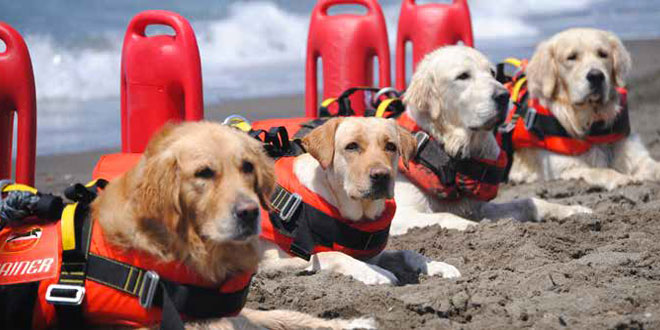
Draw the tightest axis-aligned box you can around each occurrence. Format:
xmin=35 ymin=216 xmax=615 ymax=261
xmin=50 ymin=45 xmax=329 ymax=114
xmin=370 ymin=250 xmax=460 ymax=280
xmin=391 ymin=208 xmax=476 ymax=235
xmin=307 ymin=251 xmax=398 ymax=285
xmin=561 ymin=166 xmax=635 ymax=190
xmin=478 ymin=198 xmax=592 ymax=222
xmin=613 ymin=134 xmax=660 ymax=182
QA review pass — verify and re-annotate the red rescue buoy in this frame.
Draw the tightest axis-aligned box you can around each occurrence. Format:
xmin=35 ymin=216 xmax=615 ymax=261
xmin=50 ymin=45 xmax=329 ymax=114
xmin=121 ymin=10 xmax=203 ymax=153
xmin=0 ymin=23 xmax=36 ymax=185
xmin=395 ymin=0 xmax=474 ymax=90
xmin=305 ymin=0 xmax=391 ymax=117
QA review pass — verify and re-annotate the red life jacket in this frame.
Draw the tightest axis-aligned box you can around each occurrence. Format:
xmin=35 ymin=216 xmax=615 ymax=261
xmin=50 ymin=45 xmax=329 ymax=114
xmin=396 ymin=113 xmax=509 ymax=202
xmin=260 ymin=156 xmax=396 ymax=261
xmin=0 ymin=154 xmax=254 ymax=328
xmin=499 ymin=63 xmax=630 ymax=156
xmin=30 ymin=217 xmax=253 ymax=328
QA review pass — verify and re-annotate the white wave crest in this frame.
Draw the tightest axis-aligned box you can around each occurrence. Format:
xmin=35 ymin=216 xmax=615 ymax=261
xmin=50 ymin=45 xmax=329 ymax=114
xmin=26 ymin=0 xmax=598 ymax=102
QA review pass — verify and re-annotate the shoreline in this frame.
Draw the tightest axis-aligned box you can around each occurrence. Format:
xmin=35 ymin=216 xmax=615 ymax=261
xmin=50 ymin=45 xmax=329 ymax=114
xmin=30 ymin=38 xmax=660 ymax=193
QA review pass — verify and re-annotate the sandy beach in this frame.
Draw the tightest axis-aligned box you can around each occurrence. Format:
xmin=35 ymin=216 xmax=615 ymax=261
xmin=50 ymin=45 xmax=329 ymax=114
xmin=31 ymin=38 xmax=660 ymax=329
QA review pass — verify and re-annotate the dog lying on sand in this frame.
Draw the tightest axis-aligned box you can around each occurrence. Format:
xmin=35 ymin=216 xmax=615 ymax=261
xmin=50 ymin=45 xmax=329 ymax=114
xmin=24 ymin=122 xmax=372 ymax=329
xmin=506 ymin=28 xmax=660 ymax=190
xmin=390 ymin=45 xmax=591 ymax=234
xmin=258 ymin=117 xmax=461 ymax=285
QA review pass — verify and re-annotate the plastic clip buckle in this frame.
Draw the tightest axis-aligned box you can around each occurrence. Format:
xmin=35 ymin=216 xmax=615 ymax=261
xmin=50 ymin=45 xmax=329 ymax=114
xmin=414 ymin=131 xmax=430 ymax=158
xmin=524 ymin=108 xmax=537 ymax=131
xmin=139 ymin=270 xmax=160 ymax=309
xmin=45 ymin=284 xmax=85 ymax=306
xmin=279 ymin=193 xmax=302 ymax=222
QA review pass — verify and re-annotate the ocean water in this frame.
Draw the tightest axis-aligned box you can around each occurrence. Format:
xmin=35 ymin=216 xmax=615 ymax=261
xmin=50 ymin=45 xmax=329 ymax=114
xmin=2 ymin=0 xmax=660 ymax=155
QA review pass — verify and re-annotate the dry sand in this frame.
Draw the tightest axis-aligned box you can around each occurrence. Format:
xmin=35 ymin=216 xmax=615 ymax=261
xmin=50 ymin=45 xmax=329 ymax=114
xmin=32 ymin=39 xmax=660 ymax=329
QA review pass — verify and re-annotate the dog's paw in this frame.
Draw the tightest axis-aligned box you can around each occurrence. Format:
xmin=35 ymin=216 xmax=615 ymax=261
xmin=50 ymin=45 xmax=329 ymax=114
xmin=599 ymin=173 xmax=635 ymax=191
xmin=310 ymin=252 xmax=398 ymax=285
xmin=343 ymin=317 xmax=377 ymax=329
xmin=558 ymin=204 xmax=593 ymax=218
xmin=426 ymin=261 xmax=461 ymax=279
xmin=351 ymin=266 xmax=398 ymax=285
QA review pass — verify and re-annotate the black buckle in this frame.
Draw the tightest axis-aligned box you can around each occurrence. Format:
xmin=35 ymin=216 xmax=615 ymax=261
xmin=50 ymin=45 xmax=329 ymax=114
xmin=279 ymin=193 xmax=302 ymax=222
xmin=139 ymin=270 xmax=160 ymax=309
xmin=524 ymin=108 xmax=537 ymax=131
xmin=498 ymin=121 xmax=516 ymax=134
xmin=45 ymin=284 xmax=85 ymax=306
xmin=414 ymin=131 xmax=430 ymax=158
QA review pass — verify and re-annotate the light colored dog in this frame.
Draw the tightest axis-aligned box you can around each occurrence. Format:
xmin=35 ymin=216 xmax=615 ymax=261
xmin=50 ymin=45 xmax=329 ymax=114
xmin=93 ymin=122 xmax=372 ymax=329
xmin=259 ymin=117 xmax=461 ymax=285
xmin=391 ymin=45 xmax=591 ymax=235
xmin=508 ymin=28 xmax=660 ymax=190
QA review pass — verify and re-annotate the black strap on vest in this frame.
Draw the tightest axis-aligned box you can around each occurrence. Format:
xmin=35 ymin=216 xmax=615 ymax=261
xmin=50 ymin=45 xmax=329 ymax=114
xmin=497 ymin=88 xmax=631 ymax=179
xmin=294 ymin=118 xmax=330 ymax=139
xmin=415 ymin=132 xmax=507 ymax=189
xmin=249 ymin=126 xmax=306 ymax=159
xmin=85 ymin=254 xmax=251 ymax=322
xmin=48 ymin=181 xmax=100 ymax=328
xmin=48 ymin=180 xmax=248 ymax=330
xmin=268 ymin=183 xmax=390 ymax=261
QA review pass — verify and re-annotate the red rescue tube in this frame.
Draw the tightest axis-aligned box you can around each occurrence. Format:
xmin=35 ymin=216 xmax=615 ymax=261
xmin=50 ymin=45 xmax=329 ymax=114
xmin=395 ymin=0 xmax=473 ymax=90
xmin=305 ymin=0 xmax=391 ymax=117
xmin=0 ymin=22 xmax=36 ymax=185
xmin=120 ymin=10 xmax=203 ymax=153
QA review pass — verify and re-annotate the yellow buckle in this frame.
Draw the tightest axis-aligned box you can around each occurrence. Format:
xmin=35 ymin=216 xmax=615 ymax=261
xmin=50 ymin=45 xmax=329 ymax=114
xmin=223 ymin=115 xmax=252 ymax=133
xmin=1 ymin=182 xmax=38 ymax=194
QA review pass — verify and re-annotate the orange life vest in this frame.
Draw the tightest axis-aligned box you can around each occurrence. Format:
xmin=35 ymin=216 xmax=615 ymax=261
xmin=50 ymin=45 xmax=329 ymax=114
xmin=0 ymin=154 xmax=254 ymax=328
xmin=260 ymin=156 xmax=396 ymax=261
xmin=31 ymin=217 xmax=253 ymax=329
xmin=498 ymin=61 xmax=630 ymax=156
xmin=396 ymin=113 xmax=509 ymax=202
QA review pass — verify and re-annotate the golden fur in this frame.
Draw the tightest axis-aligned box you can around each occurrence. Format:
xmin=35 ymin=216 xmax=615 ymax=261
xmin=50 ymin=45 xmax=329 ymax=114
xmin=509 ymin=28 xmax=660 ymax=190
xmin=260 ymin=117 xmax=461 ymax=285
xmin=92 ymin=121 xmax=369 ymax=329
xmin=391 ymin=45 xmax=591 ymax=235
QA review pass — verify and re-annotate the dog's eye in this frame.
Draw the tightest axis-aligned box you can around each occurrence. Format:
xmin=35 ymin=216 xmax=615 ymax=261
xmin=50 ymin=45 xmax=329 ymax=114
xmin=195 ymin=167 xmax=216 ymax=179
xmin=490 ymin=69 xmax=496 ymax=78
xmin=456 ymin=72 xmax=471 ymax=80
xmin=567 ymin=52 xmax=578 ymax=61
xmin=241 ymin=160 xmax=254 ymax=174
xmin=598 ymin=50 xmax=608 ymax=58
xmin=385 ymin=142 xmax=397 ymax=153
xmin=345 ymin=142 xmax=359 ymax=151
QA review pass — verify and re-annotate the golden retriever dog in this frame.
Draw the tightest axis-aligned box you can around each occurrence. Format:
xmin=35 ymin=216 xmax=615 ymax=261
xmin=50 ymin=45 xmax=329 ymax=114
xmin=259 ymin=117 xmax=461 ymax=285
xmin=391 ymin=45 xmax=592 ymax=234
xmin=93 ymin=122 xmax=372 ymax=329
xmin=508 ymin=28 xmax=660 ymax=190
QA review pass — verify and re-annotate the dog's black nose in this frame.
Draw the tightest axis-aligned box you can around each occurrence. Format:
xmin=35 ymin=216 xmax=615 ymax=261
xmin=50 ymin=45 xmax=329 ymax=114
xmin=370 ymin=167 xmax=391 ymax=186
xmin=233 ymin=199 xmax=259 ymax=223
xmin=587 ymin=69 xmax=605 ymax=86
xmin=493 ymin=90 xmax=510 ymax=111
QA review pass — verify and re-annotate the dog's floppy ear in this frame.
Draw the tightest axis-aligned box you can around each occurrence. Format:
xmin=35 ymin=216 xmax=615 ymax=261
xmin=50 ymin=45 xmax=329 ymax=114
xmin=302 ymin=118 xmax=342 ymax=169
xmin=527 ymin=40 xmax=558 ymax=100
xmin=395 ymin=123 xmax=417 ymax=169
xmin=405 ymin=59 xmax=437 ymax=115
xmin=249 ymin=140 xmax=276 ymax=210
xmin=606 ymin=31 xmax=632 ymax=87
xmin=133 ymin=127 xmax=182 ymax=235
